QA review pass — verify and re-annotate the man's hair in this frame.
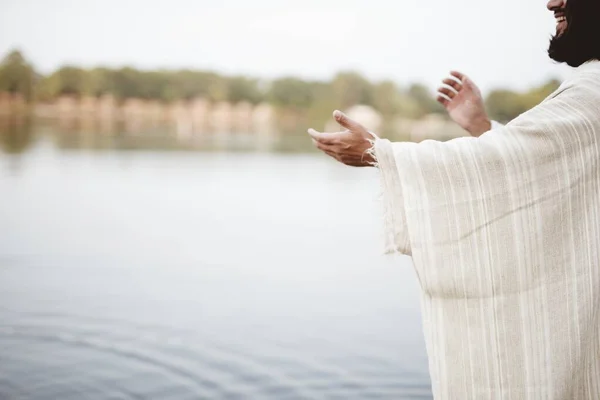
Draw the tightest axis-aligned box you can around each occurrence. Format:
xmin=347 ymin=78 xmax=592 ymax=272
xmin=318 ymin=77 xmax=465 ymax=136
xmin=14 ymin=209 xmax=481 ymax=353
xmin=548 ymin=0 xmax=600 ymax=67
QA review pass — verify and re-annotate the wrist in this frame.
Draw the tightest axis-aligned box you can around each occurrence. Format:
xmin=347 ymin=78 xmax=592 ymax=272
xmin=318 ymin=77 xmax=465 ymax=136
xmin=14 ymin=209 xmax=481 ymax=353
xmin=468 ymin=117 xmax=492 ymax=137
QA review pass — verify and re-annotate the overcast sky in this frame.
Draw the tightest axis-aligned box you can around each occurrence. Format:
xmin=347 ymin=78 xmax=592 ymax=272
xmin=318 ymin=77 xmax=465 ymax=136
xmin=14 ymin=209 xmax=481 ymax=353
xmin=0 ymin=0 xmax=573 ymax=94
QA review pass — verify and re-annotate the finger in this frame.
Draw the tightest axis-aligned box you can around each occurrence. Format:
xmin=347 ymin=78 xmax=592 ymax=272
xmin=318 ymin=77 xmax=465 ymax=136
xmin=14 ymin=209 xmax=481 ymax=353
xmin=311 ymin=138 xmax=336 ymax=152
xmin=442 ymin=78 xmax=462 ymax=92
xmin=436 ymin=94 xmax=451 ymax=106
xmin=308 ymin=128 xmax=336 ymax=145
xmin=323 ymin=150 xmax=339 ymax=160
xmin=311 ymin=139 xmax=339 ymax=160
xmin=450 ymin=70 xmax=467 ymax=83
xmin=333 ymin=110 xmax=362 ymax=131
xmin=437 ymin=86 xmax=456 ymax=99
xmin=316 ymin=142 xmax=332 ymax=152
xmin=367 ymin=131 xmax=379 ymax=140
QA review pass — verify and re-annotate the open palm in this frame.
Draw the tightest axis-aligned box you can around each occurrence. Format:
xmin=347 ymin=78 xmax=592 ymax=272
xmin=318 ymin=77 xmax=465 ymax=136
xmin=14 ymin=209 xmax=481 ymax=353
xmin=308 ymin=110 xmax=376 ymax=167
xmin=437 ymin=71 xmax=491 ymax=137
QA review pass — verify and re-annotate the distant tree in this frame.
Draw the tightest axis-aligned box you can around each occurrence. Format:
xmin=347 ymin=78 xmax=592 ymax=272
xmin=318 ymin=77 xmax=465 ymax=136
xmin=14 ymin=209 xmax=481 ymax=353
xmin=164 ymin=71 xmax=224 ymax=101
xmin=529 ymin=79 xmax=561 ymax=98
xmin=226 ymin=77 xmax=264 ymax=104
xmin=519 ymin=79 xmax=561 ymax=112
xmin=138 ymin=71 xmax=171 ymax=100
xmin=485 ymin=89 xmax=526 ymax=122
xmin=0 ymin=49 xmax=36 ymax=101
xmin=0 ymin=115 xmax=34 ymax=154
xmin=407 ymin=83 xmax=444 ymax=117
xmin=268 ymin=77 xmax=315 ymax=109
xmin=86 ymin=68 xmax=115 ymax=97
xmin=0 ymin=48 xmax=564 ymax=129
xmin=110 ymin=67 xmax=143 ymax=99
xmin=36 ymin=66 xmax=91 ymax=99
xmin=330 ymin=71 xmax=373 ymax=109
xmin=305 ymin=81 xmax=337 ymax=128
xmin=372 ymin=80 xmax=401 ymax=116
xmin=486 ymin=79 xmax=561 ymax=122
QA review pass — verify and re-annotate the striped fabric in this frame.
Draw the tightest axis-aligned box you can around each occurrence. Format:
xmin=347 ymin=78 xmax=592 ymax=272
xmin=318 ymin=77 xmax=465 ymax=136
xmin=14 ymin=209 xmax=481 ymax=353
xmin=373 ymin=60 xmax=600 ymax=399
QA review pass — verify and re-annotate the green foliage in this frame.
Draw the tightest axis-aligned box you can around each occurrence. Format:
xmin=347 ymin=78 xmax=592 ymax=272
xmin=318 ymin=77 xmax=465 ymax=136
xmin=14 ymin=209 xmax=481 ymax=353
xmin=486 ymin=80 xmax=561 ymax=122
xmin=226 ymin=76 xmax=263 ymax=104
xmin=371 ymin=80 xmax=424 ymax=118
xmin=268 ymin=77 xmax=316 ymax=109
xmin=167 ymin=70 xmax=226 ymax=101
xmin=34 ymin=67 xmax=266 ymax=104
xmin=86 ymin=68 xmax=116 ymax=97
xmin=0 ymin=49 xmax=564 ymax=123
xmin=485 ymin=90 xmax=526 ymax=122
xmin=0 ymin=115 xmax=33 ymax=154
xmin=408 ymin=83 xmax=445 ymax=118
xmin=0 ymin=49 xmax=36 ymax=101
xmin=371 ymin=80 xmax=401 ymax=116
xmin=37 ymin=66 xmax=89 ymax=98
xmin=330 ymin=72 xmax=374 ymax=109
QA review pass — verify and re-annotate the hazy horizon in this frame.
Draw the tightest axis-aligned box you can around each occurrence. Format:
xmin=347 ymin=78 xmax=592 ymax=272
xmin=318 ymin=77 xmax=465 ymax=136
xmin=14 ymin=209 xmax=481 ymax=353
xmin=1 ymin=0 xmax=573 ymax=93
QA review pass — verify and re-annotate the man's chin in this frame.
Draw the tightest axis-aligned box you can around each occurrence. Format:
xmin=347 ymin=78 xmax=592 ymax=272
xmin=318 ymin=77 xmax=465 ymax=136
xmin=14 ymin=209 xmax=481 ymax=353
xmin=548 ymin=32 xmax=583 ymax=67
xmin=548 ymin=35 xmax=566 ymax=64
xmin=556 ymin=25 xmax=568 ymax=37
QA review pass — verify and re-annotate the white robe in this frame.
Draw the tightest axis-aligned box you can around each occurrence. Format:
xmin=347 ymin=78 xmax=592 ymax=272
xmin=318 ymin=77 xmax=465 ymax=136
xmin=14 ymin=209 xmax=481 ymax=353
xmin=373 ymin=60 xmax=600 ymax=399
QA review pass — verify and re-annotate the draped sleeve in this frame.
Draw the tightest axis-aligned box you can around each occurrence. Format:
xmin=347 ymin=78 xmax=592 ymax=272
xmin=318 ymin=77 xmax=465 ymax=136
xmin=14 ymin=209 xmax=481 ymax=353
xmin=370 ymin=64 xmax=600 ymax=399
xmin=372 ymin=78 xmax=594 ymax=261
xmin=490 ymin=120 xmax=504 ymax=130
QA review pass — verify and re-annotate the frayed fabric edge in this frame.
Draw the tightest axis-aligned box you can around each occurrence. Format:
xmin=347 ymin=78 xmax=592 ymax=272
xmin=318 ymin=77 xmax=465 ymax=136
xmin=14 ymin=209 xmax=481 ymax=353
xmin=365 ymin=136 xmax=412 ymax=256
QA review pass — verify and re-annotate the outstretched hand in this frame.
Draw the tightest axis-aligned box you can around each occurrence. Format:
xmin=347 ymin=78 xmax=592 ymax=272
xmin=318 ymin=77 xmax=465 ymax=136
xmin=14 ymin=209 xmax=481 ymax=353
xmin=308 ymin=110 xmax=377 ymax=167
xmin=437 ymin=71 xmax=491 ymax=137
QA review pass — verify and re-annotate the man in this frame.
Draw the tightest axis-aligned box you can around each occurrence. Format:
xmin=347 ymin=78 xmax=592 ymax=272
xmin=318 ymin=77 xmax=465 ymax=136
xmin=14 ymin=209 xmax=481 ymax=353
xmin=309 ymin=0 xmax=600 ymax=398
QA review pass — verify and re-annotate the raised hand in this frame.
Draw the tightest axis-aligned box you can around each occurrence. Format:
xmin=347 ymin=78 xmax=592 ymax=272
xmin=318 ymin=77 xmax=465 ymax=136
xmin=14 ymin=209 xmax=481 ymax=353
xmin=437 ymin=71 xmax=492 ymax=137
xmin=308 ymin=110 xmax=377 ymax=167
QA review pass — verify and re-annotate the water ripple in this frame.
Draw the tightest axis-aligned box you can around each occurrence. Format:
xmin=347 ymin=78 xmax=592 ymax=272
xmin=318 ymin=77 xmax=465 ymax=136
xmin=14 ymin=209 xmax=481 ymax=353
xmin=0 ymin=308 xmax=432 ymax=399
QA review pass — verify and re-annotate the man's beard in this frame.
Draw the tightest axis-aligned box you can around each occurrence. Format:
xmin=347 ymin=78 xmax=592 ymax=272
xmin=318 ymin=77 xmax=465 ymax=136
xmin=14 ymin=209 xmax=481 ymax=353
xmin=548 ymin=8 xmax=576 ymax=67
xmin=548 ymin=24 xmax=595 ymax=68
xmin=548 ymin=30 xmax=574 ymax=66
xmin=548 ymin=2 xmax=599 ymax=68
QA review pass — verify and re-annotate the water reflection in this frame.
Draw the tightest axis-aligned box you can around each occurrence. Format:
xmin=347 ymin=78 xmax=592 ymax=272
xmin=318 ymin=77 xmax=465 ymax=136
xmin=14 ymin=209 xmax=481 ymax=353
xmin=0 ymin=114 xmax=34 ymax=154
xmin=0 ymin=119 xmax=432 ymax=399
xmin=0 ymin=116 xmax=317 ymax=155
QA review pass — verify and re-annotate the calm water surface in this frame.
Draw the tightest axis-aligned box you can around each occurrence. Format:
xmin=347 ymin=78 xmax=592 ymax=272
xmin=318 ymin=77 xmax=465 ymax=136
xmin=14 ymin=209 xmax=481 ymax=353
xmin=0 ymin=128 xmax=432 ymax=399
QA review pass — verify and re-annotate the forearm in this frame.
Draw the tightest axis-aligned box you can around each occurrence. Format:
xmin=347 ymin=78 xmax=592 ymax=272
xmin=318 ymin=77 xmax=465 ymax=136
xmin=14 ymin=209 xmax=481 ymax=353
xmin=467 ymin=117 xmax=492 ymax=137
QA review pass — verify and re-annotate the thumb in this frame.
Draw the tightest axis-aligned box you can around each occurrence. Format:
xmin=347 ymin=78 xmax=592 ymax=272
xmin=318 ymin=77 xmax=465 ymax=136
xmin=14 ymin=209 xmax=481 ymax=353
xmin=333 ymin=110 xmax=361 ymax=131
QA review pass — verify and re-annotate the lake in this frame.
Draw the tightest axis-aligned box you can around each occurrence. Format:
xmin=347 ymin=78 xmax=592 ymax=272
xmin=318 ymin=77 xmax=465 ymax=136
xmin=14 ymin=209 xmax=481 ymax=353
xmin=0 ymin=124 xmax=432 ymax=399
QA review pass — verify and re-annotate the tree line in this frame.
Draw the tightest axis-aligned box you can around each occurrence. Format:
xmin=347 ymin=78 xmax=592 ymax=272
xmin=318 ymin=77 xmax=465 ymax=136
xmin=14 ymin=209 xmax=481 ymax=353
xmin=0 ymin=49 xmax=561 ymax=123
